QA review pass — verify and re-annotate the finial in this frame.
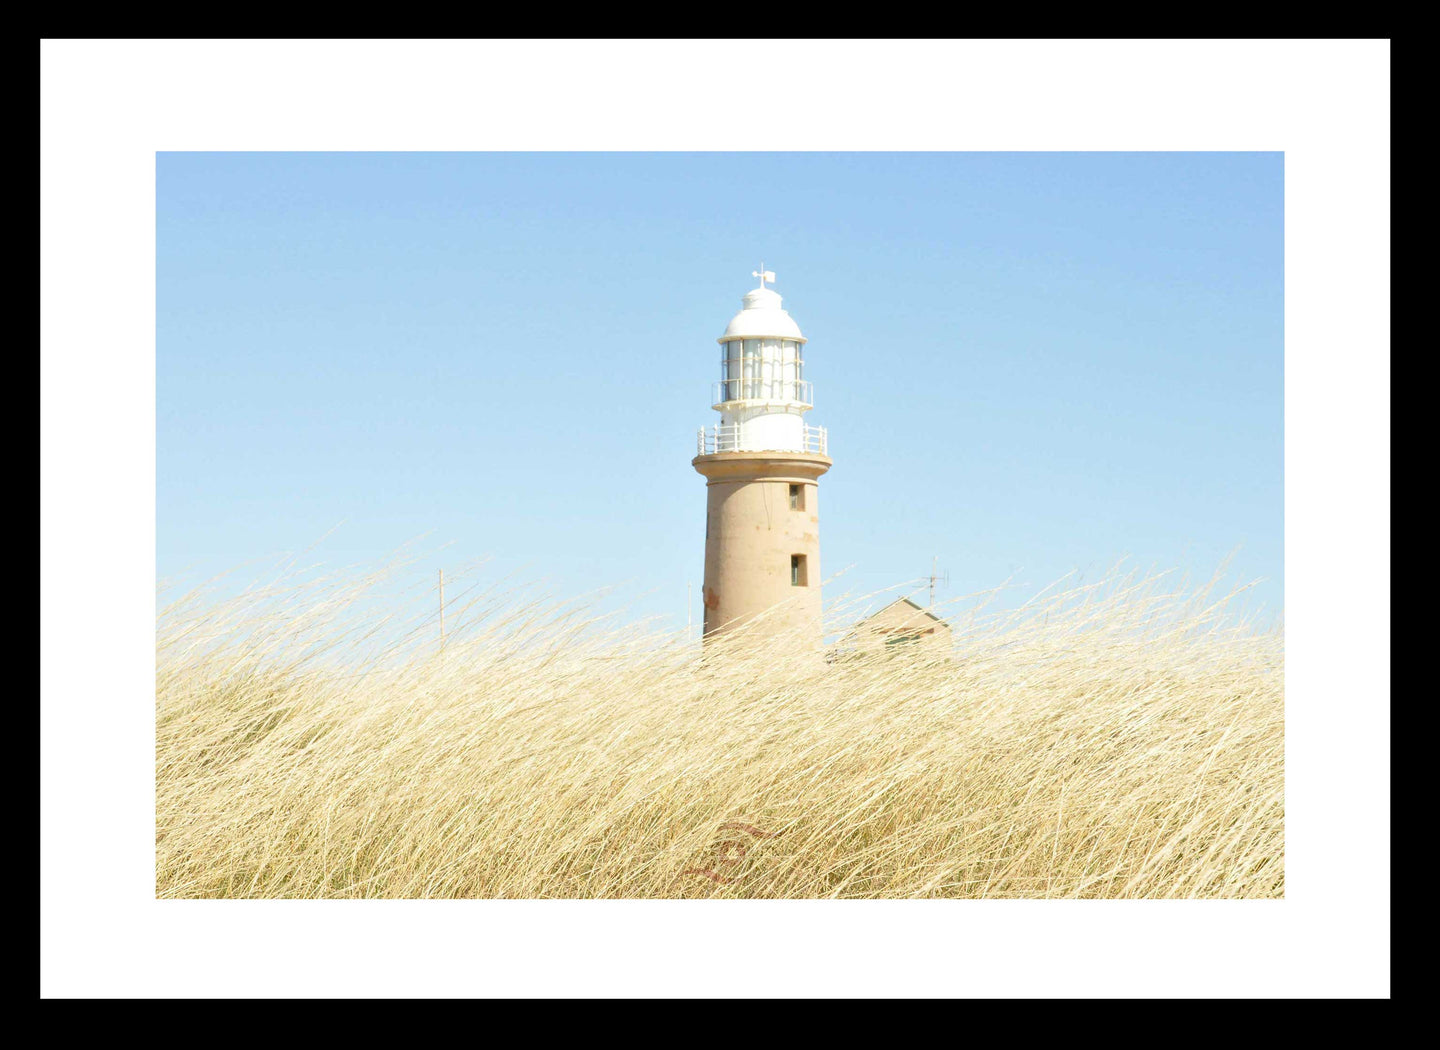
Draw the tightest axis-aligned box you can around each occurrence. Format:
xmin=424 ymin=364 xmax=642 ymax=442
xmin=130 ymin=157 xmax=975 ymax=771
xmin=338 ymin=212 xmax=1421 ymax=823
xmin=752 ymin=263 xmax=776 ymax=289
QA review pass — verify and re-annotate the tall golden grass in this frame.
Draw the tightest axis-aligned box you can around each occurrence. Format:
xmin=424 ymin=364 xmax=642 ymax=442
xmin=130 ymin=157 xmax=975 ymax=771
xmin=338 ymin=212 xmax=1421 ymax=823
xmin=156 ymin=562 xmax=1283 ymax=898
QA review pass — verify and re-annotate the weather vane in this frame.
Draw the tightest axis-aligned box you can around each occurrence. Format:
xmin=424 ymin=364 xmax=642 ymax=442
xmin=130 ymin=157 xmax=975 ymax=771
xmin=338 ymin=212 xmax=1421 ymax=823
xmin=752 ymin=263 xmax=775 ymax=288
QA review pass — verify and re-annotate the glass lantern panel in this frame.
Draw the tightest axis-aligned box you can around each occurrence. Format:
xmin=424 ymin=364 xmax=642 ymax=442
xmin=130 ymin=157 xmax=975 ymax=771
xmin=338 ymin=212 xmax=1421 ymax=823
xmin=721 ymin=341 xmax=740 ymax=401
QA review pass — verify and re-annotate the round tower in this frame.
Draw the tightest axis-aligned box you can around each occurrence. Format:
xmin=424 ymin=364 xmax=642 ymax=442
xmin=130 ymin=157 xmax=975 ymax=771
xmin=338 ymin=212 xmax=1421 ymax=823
xmin=693 ymin=269 xmax=832 ymax=641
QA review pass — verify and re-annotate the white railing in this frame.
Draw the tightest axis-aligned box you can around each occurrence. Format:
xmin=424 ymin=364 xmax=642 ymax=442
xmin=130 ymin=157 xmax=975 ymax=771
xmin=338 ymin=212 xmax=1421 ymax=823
xmin=697 ymin=423 xmax=828 ymax=456
xmin=711 ymin=379 xmax=814 ymax=406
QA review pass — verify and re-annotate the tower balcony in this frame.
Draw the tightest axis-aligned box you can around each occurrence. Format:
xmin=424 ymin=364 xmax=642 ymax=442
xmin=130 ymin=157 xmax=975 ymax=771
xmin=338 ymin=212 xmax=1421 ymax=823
xmin=711 ymin=378 xmax=813 ymax=408
xmin=698 ymin=421 xmax=828 ymax=456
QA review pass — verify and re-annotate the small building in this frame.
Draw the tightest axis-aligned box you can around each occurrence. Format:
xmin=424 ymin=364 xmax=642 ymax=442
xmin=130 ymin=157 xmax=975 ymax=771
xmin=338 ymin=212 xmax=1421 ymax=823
xmin=841 ymin=597 xmax=953 ymax=660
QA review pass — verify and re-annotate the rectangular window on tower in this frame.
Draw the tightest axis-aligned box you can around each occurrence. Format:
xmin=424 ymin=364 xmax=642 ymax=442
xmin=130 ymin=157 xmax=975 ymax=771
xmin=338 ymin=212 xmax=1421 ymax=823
xmin=791 ymin=554 xmax=808 ymax=587
xmin=788 ymin=484 xmax=804 ymax=511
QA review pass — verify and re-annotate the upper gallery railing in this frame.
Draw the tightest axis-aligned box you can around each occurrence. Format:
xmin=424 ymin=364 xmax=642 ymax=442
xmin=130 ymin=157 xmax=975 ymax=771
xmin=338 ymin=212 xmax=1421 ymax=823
xmin=711 ymin=378 xmax=813 ymax=406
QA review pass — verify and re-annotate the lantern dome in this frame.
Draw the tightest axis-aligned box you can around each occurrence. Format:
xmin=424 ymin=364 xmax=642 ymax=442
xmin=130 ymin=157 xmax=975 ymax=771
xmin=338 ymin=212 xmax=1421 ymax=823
xmin=719 ymin=284 xmax=807 ymax=343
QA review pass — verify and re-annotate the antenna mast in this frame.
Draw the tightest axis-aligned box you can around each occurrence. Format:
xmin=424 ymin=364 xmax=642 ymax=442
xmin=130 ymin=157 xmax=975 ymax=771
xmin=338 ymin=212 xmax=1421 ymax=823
xmin=928 ymin=556 xmax=948 ymax=610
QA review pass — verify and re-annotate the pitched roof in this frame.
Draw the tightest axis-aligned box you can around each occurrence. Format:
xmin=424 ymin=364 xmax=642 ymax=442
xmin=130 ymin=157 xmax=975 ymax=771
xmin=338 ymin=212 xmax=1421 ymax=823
xmin=863 ymin=596 xmax=951 ymax=628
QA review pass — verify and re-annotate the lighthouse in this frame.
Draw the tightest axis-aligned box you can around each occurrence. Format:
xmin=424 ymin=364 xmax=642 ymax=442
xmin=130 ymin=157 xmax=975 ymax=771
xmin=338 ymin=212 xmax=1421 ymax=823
xmin=694 ymin=269 xmax=832 ymax=641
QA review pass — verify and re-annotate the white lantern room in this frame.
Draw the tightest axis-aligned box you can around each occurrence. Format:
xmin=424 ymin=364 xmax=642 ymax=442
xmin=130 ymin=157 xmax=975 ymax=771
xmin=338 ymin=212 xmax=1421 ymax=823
xmin=697 ymin=270 xmax=827 ymax=456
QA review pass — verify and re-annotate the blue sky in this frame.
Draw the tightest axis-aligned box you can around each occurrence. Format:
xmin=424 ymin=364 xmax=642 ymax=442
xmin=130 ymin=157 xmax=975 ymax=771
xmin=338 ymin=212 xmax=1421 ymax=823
xmin=157 ymin=152 xmax=1282 ymax=630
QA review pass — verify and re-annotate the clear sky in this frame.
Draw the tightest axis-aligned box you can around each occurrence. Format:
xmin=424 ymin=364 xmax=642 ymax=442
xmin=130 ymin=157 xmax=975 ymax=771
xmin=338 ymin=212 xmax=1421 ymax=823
xmin=157 ymin=152 xmax=1283 ymax=630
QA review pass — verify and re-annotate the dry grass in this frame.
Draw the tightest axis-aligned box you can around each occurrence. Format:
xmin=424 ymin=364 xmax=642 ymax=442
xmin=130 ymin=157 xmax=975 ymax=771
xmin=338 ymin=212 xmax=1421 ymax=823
xmin=156 ymin=563 xmax=1283 ymax=898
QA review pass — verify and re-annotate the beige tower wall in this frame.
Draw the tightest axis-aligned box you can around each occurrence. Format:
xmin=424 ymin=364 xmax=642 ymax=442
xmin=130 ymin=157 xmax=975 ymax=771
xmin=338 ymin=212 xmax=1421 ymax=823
xmin=693 ymin=451 xmax=832 ymax=641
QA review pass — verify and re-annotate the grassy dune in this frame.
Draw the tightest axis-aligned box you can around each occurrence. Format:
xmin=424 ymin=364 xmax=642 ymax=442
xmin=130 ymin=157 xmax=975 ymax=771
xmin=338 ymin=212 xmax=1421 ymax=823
xmin=156 ymin=565 xmax=1283 ymax=898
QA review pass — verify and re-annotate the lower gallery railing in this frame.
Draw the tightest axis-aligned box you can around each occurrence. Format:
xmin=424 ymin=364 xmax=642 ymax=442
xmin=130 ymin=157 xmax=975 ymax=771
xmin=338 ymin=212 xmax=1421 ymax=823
xmin=697 ymin=423 xmax=828 ymax=456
